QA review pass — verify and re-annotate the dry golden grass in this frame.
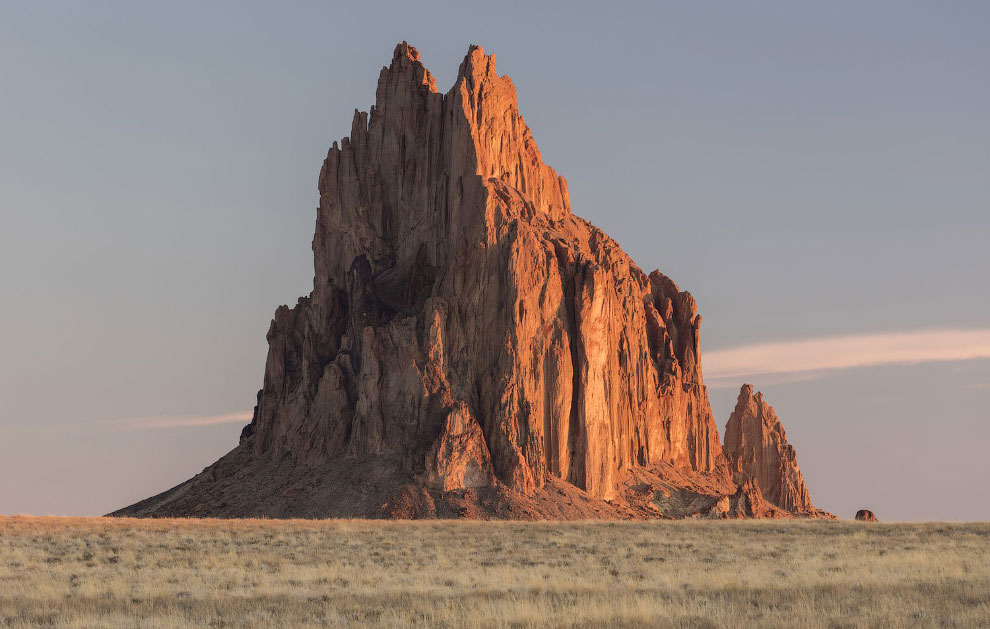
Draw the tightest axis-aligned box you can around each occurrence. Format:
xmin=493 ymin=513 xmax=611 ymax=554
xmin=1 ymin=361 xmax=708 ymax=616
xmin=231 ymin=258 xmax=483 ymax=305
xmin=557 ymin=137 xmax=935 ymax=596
xmin=0 ymin=516 xmax=987 ymax=628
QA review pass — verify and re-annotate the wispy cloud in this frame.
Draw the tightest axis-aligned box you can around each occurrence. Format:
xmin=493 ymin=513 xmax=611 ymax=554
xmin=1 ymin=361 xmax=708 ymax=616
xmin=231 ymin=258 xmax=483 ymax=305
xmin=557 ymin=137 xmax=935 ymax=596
xmin=704 ymin=328 xmax=990 ymax=388
xmin=111 ymin=411 xmax=253 ymax=430
xmin=12 ymin=411 xmax=254 ymax=436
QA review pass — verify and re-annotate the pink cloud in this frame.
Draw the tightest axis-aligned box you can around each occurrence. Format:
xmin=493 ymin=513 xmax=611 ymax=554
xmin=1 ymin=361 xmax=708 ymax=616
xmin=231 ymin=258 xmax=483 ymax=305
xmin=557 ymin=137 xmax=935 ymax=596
xmin=111 ymin=411 xmax=253 ymax=430
xmin=703 ymin=328 xmax=990 ymax=387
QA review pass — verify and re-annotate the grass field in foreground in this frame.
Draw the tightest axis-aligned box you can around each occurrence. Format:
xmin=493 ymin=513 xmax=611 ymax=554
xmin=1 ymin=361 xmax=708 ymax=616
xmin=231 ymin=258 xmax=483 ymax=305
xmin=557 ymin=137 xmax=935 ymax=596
xmin=0 ymin=516 xmax=987 ymax=628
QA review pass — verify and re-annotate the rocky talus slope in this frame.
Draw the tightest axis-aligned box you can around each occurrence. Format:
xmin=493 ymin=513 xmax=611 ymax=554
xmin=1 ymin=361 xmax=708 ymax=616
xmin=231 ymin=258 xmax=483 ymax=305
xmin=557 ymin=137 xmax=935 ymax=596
xmin=114 ymin=43 xmax=831 ymax=520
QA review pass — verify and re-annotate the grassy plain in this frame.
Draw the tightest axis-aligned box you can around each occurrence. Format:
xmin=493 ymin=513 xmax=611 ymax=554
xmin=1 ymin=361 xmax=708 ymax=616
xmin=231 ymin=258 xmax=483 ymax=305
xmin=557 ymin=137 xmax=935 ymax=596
xmin=0 ymin=516 xmax=987 ymax=628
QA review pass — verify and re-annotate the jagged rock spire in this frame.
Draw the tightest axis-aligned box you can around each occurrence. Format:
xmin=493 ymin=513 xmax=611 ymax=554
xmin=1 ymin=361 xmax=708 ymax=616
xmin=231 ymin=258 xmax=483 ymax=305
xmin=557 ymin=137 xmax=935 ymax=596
xmin=722 ymin=384 xmax=815 ymax=513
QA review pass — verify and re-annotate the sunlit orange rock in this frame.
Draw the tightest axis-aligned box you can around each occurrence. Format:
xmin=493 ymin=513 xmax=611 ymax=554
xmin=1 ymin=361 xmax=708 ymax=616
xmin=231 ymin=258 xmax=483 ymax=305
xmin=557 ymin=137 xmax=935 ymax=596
xmin=113 ymin=43 xmax=829 ymax=520
xmin=723 ymin=385 xmax=832 ymax=516
xmin=247 ymin=41 xmax=724 ymax=499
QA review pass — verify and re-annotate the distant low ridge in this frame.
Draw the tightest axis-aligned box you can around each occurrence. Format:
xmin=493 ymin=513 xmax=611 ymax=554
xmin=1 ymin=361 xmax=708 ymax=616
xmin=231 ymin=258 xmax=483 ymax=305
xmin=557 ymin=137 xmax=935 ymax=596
xmin=114 ymin=43 xmax=833 ymax=520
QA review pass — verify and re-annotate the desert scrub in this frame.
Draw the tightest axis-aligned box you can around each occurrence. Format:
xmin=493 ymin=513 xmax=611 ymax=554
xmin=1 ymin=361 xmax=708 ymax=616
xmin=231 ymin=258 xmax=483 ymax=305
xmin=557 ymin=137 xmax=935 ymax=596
xmin=0 ymin=516 xmax=987 ymax=628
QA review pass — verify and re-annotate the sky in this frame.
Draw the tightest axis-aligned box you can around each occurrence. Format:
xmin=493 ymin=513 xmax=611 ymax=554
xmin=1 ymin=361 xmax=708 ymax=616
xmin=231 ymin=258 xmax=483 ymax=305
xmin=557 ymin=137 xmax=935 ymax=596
xmin=1 ymin=1 xmax=988 ymax=520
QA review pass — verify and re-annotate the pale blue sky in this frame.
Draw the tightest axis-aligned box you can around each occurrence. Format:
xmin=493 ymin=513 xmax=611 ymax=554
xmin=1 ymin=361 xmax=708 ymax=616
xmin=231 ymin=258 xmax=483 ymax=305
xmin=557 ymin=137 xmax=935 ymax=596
xmin=2 ymin=1 xmax=988 ymax=519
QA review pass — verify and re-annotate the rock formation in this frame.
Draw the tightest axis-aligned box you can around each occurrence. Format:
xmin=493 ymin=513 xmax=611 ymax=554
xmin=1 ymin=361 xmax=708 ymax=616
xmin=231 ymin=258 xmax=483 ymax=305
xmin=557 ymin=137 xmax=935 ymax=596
xmin=855 ymin=509 xmax=878 ymax=522
xmin=723 ymin=385 xmax=825 ymax=515
xmin=112 ymin=43 xmax=831 ymax=520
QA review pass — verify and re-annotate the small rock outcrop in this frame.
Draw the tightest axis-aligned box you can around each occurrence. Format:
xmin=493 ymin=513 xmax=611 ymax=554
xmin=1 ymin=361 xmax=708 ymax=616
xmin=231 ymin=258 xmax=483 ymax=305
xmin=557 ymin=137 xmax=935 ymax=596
xmin=723 ymin=385 xmax=823 ymax=515
xmin=112 ymin=43 xmax=833 ymax=520
xmin=855 ymin=509 xmax=878 ymax=522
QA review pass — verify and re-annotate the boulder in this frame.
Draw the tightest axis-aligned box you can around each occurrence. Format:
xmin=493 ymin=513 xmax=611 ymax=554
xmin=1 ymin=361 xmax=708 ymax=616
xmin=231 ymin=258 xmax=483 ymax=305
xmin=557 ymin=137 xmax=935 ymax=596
xmin=855 ymin=509 xmax=878 ymax=522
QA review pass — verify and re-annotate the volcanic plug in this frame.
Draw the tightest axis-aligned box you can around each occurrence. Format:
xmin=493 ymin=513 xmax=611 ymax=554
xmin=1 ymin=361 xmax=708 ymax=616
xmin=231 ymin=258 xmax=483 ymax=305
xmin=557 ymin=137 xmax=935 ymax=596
xmin=114 ymin=43 xmax=830 ymax=520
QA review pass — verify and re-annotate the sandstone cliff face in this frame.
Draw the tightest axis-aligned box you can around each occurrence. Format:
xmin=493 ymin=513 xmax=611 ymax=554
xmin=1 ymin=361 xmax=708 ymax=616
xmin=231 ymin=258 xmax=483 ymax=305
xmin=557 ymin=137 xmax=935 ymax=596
xmin=245 ymin=42 xmax=723 ymax=501
xmin=722 ymin=385 xmax=814 ymax=513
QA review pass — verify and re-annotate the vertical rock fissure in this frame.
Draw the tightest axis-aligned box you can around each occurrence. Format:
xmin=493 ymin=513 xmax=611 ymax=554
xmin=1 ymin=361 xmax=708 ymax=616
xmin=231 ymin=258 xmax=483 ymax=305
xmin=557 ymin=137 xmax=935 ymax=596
xmin=564 ymin=261 xmax=584 ymax=489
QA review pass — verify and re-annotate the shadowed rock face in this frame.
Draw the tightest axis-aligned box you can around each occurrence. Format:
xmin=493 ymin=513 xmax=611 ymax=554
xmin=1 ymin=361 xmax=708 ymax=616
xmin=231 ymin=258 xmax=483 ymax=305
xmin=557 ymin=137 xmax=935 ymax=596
xmin=113 ymin=43 xmax=833 ymax=520
xmin=723 ymin=385 xmax=816 ymax=513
